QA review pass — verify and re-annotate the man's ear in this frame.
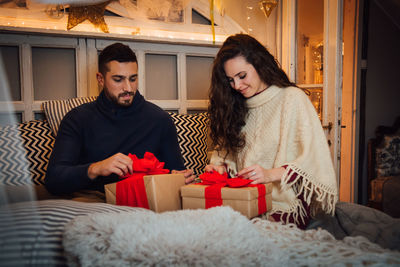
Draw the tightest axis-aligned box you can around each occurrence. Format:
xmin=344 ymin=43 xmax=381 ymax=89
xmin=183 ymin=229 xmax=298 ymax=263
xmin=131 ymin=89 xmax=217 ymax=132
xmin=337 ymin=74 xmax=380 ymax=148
xmin=96 ymin=72 xmax=104 ymax=87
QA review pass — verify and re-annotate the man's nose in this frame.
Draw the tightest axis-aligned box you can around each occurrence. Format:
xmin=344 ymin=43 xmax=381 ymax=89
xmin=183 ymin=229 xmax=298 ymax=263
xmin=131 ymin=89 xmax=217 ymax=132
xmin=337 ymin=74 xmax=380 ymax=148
xmin=124 ymin=80 xmax=134 ymax=92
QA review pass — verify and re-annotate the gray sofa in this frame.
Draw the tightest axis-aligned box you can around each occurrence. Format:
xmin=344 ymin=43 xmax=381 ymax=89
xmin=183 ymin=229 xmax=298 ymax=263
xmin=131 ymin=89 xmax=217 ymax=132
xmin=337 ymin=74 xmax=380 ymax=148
xmin=0 ymin=98 xmax=399 ymax=266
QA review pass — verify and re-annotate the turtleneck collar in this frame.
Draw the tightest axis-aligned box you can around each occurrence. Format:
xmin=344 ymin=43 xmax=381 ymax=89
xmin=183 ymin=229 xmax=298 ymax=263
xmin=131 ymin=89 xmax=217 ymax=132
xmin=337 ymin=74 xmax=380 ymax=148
xmin=96 ymin=90 xmax=145 ymax=117
xmin=246 ymin=85 xmax=281 ymax=109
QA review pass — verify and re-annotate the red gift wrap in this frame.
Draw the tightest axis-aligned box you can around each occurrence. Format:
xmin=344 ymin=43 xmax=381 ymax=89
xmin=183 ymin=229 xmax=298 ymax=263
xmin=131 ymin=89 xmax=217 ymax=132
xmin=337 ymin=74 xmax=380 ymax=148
xmin=116 ymin=152 xmax=169 ymax=208
xmin=105 ymin=152 xmax=185 ymax=212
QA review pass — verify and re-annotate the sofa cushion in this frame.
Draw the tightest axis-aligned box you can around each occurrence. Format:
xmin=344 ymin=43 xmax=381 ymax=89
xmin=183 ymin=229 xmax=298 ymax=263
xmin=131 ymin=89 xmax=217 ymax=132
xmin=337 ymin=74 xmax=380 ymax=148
xmin=0 ymin=200 xmax=145 ymax=266
xmin=42 ymin=96 xmax=97 ymax=136
xmin=0 ymin=120 xmax=54 ymax=186
xmin=169 ymin=112 xmax=209 ymax=175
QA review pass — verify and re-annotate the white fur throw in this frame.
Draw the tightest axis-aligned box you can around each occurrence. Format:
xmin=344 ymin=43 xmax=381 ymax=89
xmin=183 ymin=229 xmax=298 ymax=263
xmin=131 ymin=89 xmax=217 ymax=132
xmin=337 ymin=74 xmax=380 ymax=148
xmin=63 ymin=206 xmax=400 ymax=266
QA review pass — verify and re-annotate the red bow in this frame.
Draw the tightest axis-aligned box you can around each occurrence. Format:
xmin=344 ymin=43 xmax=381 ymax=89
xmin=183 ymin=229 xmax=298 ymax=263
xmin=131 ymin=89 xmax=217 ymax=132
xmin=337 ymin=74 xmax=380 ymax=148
xmin=116 ymin=152 xmax=169 ymax=208
xmin=199 ymin=171 xmax=252 ymax=187
xmin=121 ymin=152 xmax=170 ymax=178
xmin=198 ymin=171 xmax=267 ymax=214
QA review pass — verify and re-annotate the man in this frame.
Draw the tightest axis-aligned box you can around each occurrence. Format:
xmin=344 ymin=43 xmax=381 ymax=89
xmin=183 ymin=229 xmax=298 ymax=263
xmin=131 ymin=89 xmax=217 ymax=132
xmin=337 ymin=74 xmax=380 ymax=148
xmin=45 ymin=43 xmax=194 ymax=196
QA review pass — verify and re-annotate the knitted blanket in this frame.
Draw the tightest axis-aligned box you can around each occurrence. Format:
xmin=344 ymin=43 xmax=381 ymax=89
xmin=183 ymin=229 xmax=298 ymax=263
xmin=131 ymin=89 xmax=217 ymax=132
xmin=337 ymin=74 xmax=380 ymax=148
xmin=63 ymin=206 xmax=400 ymax=266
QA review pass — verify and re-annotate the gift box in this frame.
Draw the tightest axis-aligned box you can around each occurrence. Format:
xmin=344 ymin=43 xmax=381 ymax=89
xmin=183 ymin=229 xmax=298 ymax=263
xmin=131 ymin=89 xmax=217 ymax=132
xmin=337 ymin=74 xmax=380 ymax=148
xmin=104 ymin=152 xmax=185 ymax=212
xmin=105 ymin=173 xmax=185 ymax=212
xmin=180 ymin=173 xmax=273 ymax=219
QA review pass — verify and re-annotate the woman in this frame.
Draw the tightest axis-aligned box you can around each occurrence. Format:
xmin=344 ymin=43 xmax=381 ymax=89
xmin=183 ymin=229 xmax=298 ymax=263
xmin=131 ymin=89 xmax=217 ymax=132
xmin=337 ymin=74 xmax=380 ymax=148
xmin=206 ymin=34 xmax=337 ymax=228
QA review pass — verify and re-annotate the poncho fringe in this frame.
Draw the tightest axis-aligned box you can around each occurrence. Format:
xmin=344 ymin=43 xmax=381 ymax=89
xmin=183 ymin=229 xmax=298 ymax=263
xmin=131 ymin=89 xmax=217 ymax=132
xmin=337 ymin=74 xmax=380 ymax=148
xmin=277 ymin=163 xmax=338 ymax=224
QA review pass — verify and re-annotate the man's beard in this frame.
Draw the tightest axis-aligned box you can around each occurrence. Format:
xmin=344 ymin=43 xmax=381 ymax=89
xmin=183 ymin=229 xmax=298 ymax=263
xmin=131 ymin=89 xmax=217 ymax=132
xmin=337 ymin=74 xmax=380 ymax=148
xmin=104 ymin=87 xmax=135 ymax=107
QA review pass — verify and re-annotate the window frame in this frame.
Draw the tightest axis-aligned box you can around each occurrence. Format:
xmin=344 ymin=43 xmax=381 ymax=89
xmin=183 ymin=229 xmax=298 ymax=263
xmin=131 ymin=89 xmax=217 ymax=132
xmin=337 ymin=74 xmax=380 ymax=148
xmin=0 ymin=33 xmax=86 ymax=122
xmin=0 ymin=33 xmax=219 ymax=125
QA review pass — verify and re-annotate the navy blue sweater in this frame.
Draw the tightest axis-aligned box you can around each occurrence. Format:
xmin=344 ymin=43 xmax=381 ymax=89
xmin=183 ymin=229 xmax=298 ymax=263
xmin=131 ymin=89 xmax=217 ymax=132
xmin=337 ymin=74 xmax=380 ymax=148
xmin=45 ymin=91 xmax=185 ymax=195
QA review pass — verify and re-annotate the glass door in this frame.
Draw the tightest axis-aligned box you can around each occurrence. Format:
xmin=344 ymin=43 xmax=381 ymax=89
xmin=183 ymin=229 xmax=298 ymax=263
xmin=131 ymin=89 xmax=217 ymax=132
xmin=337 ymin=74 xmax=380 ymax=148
xmin=281 ymin=0 xmax=343 ymax=180
xmin=296 ymin=0 xmax=324 ymax=121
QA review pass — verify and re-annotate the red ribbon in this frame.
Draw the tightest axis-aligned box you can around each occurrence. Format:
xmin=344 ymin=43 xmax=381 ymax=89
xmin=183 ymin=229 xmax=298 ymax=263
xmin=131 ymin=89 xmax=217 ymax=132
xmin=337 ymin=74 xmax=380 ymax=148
xmin=198 ymin=171 xmax=267 ymax=215
xmin=116 ymin=152 xmax=169 ymax=208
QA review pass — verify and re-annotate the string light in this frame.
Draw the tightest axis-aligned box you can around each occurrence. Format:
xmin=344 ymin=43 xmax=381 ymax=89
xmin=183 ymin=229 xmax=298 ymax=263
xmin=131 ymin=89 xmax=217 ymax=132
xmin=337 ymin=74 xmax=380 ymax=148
xmin=246 ymin=1 xmax=255 ymax=35
xmin=0 ymin=8 xmax=230 ymax=44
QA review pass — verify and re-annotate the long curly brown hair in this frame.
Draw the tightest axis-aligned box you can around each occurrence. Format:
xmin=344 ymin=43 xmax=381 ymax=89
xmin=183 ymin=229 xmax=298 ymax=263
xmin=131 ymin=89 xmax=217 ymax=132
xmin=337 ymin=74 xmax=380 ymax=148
xmin=208 ymin=34 xmax=296 ymax=157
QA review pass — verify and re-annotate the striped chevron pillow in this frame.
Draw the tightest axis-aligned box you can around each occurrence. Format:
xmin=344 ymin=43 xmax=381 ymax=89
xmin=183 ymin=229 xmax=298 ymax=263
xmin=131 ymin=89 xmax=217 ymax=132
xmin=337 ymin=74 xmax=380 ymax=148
xmin=0 ymin=120 xmax=54 ymax=186
xmin=168 ymin=112 xmax=209 ymax=175
xmin=42 ymin=96 xmax=97 ymax=136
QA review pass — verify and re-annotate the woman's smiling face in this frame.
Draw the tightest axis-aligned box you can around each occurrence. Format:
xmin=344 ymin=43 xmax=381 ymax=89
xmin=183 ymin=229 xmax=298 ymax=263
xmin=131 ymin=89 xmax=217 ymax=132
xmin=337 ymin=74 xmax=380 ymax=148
xmin=223 ymin=55 xmax=267 ymax=98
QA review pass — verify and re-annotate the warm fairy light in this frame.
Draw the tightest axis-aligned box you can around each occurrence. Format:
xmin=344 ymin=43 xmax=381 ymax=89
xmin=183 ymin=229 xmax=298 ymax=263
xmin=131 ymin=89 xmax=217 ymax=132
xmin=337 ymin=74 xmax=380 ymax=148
xmin=0 ymin=16 xmax=228 ymax=44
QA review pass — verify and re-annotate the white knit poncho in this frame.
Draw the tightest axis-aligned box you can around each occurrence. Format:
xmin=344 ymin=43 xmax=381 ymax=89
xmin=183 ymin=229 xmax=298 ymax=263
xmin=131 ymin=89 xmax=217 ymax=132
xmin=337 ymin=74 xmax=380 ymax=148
xmin=210 ymin=85 xmax=338 ymax=225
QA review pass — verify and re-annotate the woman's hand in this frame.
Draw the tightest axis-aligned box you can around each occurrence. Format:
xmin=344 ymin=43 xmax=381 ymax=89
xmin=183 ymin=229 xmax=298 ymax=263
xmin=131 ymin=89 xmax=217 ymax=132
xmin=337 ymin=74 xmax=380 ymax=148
xmin=204 ymin=164 xmax=226 ymax=174
xmin=237 ymin=165 xmax=285 ymax=184
xmin=171 ymin=169 xmax=196 ymax=184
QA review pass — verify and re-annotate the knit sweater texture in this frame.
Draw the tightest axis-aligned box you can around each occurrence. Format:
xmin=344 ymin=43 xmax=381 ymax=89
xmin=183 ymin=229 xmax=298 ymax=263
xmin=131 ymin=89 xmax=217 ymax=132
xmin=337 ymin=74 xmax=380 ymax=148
xmin=45 ymin=91 xmax=185 ymax=195
xmin=210 ymin=85 xmax=338 ymax=224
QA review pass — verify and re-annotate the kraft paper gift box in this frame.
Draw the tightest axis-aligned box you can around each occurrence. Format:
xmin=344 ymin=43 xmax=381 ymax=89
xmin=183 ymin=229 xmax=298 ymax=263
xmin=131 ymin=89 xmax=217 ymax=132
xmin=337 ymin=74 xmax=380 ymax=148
xmin=105 ymin=173 xmax=185 ymax=212
xmin=180 ymin=183 xmax=273 ymax=219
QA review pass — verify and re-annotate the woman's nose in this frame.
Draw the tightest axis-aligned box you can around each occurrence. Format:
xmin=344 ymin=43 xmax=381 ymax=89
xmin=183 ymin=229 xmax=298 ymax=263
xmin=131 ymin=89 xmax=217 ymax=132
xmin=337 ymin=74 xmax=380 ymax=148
xmin=233 ymin=78 xmax=241 ymax=90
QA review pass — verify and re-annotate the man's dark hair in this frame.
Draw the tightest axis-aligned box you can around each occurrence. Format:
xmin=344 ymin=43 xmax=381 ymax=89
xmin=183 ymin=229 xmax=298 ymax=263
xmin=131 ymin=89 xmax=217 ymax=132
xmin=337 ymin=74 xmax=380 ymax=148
xmin=98 ymin=43 xmax=137 ymax=75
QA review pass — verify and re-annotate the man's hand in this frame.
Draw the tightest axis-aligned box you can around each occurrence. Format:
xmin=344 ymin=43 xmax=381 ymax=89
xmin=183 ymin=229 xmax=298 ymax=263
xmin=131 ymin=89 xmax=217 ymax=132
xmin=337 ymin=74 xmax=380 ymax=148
xmin=88 ymin=153 xmax=133 ymax=179
xmin=171 ymin=169 xmax=196 ymax=184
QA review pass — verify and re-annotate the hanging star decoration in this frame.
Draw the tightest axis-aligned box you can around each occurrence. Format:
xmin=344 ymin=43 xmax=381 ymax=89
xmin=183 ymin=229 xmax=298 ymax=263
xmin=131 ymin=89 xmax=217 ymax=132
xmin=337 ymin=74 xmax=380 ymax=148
xmin=67 ymin=1 xmax=111 ymax=33
xmin=259 ymin=0 xmax=278 ymax=18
